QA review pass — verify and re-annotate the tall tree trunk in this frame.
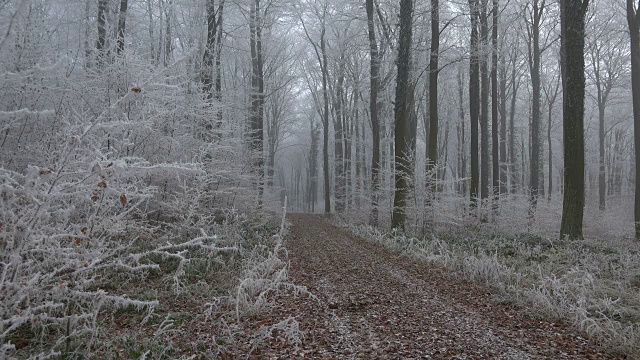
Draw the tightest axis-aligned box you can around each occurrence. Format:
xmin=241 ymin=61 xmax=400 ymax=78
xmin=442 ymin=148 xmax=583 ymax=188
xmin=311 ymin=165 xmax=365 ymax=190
xmin=499 ymin=36 xmax=508 ymax=195
xmin=544 ymin=74 xmax=560 ymax=201
xmin=426 ymin=0 xmax=440 ymax=197
xmin=469 ymin=0 xmax=480 ymax=209
xmin=597 ymin=79 xmax=606 ymax=210
xmin=457 ymin=65 xmax=467 ymax=195
xmin=548 ymin=100 xmax=553 ymax=200
xmin=627 ymin=0 xmax=640 ymax=239
xmin=491 ymin=0 xmax=499 ymax=208
xmin=215 ymin=0 xmax=225 ymax=130
xmin=528 ymin=0 xmax=544 ymax=210
xmin=116 ymin=0 xmax=128 ymax=56
xmin=354 ymin=90 xmax=362 ymax=208
xmin=560 ymin=0 xmax=588 ymax=240
xmin=480 ymin=0 xmax=490 ymax=204
xmin=367 ymin=0 xmax=381 ymax=225
xmin=164 ymin=0 xmax=172 ymax=66
xmin=391 ymin=0 xmax=414 ymax=230
xmin=249 ymin=0 xmax=264 ymax=203
xmin=321 ymin=22 xmax=331 ymax=213
xmin=509 ymin=42 xmax=520 ymax=193
xmin=334 ymin=64 xmax=346 ymax=212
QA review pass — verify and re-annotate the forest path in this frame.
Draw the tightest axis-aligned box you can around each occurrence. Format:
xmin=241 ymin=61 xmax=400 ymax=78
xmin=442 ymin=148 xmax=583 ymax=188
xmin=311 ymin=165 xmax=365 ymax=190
xmin=246 ymin=214 xmax=609 ymax=359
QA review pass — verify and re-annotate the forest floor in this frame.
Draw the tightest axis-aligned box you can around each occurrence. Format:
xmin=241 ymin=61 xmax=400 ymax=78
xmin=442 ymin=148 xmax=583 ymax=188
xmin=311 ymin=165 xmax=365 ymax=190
xmin=240 ymin=214 xmax=612 ymax=359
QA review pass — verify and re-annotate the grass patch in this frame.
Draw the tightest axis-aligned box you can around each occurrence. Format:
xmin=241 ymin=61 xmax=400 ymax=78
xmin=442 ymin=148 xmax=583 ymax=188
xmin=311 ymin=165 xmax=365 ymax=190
xmin=336 ymin=217 xmax=640 ymax=357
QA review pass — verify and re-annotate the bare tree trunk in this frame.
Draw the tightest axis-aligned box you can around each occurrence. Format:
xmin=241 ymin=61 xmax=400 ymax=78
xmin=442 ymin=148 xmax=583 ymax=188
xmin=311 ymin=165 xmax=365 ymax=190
xmin=249 ymin=0 xmax=264 ymax=203
xmin=202 ymin=0 xmax=218 ymax=101
xmin=96 ymin=0 xmax=108 ymax=66
xmin=469 ymin=0 xmax=480 ymax=209
xmin=354 ymin=90 xmax=361 ymax=208
xmin=480 ymin=0 xmax=490 ymax=205
xmin=367 ymin=0 xmax=381 ymax=225
xmin=334 ymin=63 xmax=346 ymax=212
xmin=499 ymin=34 xmax=507 ymax=195
xmin=214 ymin=0 xmax=225 ymax=130
xmin=491 ymin=0 xmax=499 ymax=209
xmin=544 ymin=74 xmax=560 ymax=201
xmin=321 ymin=21 xmax=331 ymax=213
xmin=426 ymin=0 xmax=440 ymax=198
xmin=527 ymin=0 xmax=545 ymax=211
xmin=147 ymin=0 xmax=155 ymax=64
xmin=560 ymin=0 xmax=588 ymax=240
xmin=457 ymin=65 xmax=467 ymax=196
xmin=116 ymin=0 xmax=128 ymax=56
xmin=391 ymin=0 xmax=414 ymax=230
xmin=627 ymin=0 xmax=640 ymax=239
xmin=509 ymin=42 xmax=520 ymax=194
xmin=164 ymin=0 xmax=172 ymax=66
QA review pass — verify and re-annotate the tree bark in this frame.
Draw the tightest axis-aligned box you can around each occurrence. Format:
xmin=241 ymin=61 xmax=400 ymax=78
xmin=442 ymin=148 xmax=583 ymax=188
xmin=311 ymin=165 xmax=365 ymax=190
xmin=249 ymin=0 xmax=264 ymax=203
xmin=96 ymin=0 xmax=108 ymax=66
xmin=426 ymin=0 xmax=440 ymax=198
xmin=457 ymin=65 xmax=467 ymax=196
xmin=117 ymin=0 xmax=128 ymax=56
xmin=202 ymin=0 xmax=219 ymax=101
xmin=334 ymin=61 xmax=346 ymax=212
xmin=480 ymin=0 xmax=490 ymax=204
xmin=560 ymin=0 xmax=588 ymax=240
xmin=321 ymin=21 xmax=331 ymax=213
xmin=491 ymin=0 xmax=499 ymax=208
xmin=469 ymin=0 xmax=480 ymax=209
xmin=509 ymin=42 xmax=520 ymax=194
xmin=499 ymin=30 xmax=507 ymax=195
xmin=627 ymin=0 xmax=640 ymax=239
xmin=391 ymin=0 xmax=414 ymax=230
xmin=367 ymin=0 xmax=381 ymax=225
xmin=527 ymin=0 xmax=544 ymax=210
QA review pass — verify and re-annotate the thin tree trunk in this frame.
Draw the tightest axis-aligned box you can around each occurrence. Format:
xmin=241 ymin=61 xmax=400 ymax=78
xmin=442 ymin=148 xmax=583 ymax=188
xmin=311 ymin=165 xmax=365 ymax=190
xmin=509 ymin=42 xmax=520 ymax=194
xmin=457 ymin=65 xmax=467 ymax=196
xmin=499 ymin=36 xmax=508 ymax=195
xmin=469 ymin=0 xmax=480 ymax=209
xmin=321 ymin=21 xmax=331 ymax=214
xmin=491 ymin=0 xmax=499 ymax=209
xmin=334 ymin=63 xmax=346 ymax=212
xmin=367 ymin=0 xmax=381 ymax=225
xmin=528 ymin=0 xmax=545 ymax=210
xmin=480 ymin=0 xmax=490 ymax=204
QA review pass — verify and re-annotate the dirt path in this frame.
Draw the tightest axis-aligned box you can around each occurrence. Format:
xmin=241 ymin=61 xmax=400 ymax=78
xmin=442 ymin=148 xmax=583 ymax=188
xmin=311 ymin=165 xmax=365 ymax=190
xmin=245 ymin=214 xmax=610 ymax=359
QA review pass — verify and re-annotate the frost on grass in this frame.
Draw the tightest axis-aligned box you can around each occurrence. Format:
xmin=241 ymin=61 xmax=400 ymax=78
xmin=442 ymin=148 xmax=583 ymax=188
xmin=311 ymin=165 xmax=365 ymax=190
xmin=336 ymin=198 xmax=640 ymax=356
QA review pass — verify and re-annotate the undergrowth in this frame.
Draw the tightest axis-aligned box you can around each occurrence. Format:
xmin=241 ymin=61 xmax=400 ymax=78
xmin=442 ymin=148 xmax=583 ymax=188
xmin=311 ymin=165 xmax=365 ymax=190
xmin=336 ymin=214 xmax=640 ymax=357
